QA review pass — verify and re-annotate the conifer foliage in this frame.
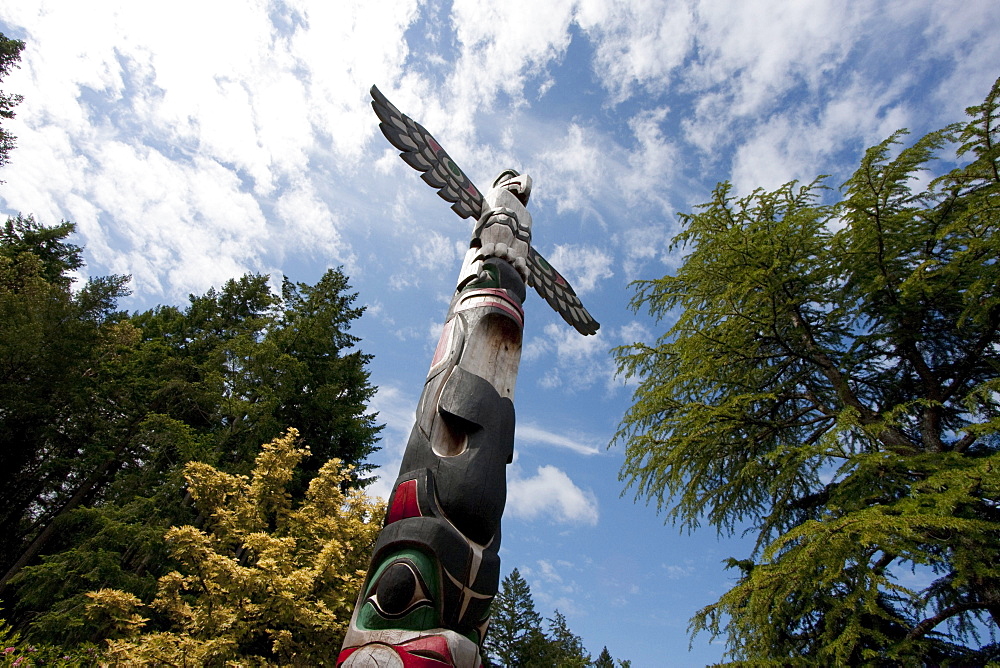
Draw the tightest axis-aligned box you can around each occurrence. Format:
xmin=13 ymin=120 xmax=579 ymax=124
xmin=615 ymin=77 xmax=1000 ymax=663
xmin=485 ymin=568 xmax=544 ymax=666
xmin=484 ymin=568 xmax=626 ymax=667
xmin=0 ymin=224 xmax=382 ymax=645
xmin=0 ymin=31 xmax=24 ymax=167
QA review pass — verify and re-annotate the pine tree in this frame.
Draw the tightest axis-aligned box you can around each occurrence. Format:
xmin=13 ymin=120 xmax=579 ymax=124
xmin=0 ymin=215 xmax=131 ymax=589
xmin=484 ymin=570 xmax=603 ymax=667
xmin=484 ymin=568 xmax=543 ymax=667
xmin=538 ymin=610 xmax=589 ymax=667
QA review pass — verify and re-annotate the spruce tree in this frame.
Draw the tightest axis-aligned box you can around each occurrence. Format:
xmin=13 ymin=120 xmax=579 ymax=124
xmin=540 ymin=610 xmax=589 ymax=667
xmin=484 ymin=568 xmax=542 ymax=667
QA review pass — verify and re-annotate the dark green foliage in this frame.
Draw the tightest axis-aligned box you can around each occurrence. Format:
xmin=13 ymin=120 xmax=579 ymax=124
xmin=0 ymin=218 xmax=381 ymax=648
xmin=615 ymin=77 xmax=1000 ymax=663
xmin=485 ymin=569 xmax=543 ymax=667
xmin=0 ymin=32 xmax=24 ymax=167
xmin=537 ymin=610 xmax=590 ymax=667
xmin=0 ymin=215 xmax=131 ymax=588
xmin=0 ymin=611 xmax=100 ymax=666
xmin=124 ymin=270 xmax=380 ymax=480
xmin=484 ymin=568 xmax=622 ymax=667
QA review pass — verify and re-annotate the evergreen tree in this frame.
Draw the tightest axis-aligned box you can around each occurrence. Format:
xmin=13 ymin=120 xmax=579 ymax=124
xmin=0 ymin=220 xmax=382 ymax=649
xmin=0 ymin=215 xmax=131 ymax=589
xmin=485 ymin=568 xmax=543 ymax=667
xmin=0 ymin=32 xmax=25 ymax=167
xmin=615 ymin=76 xmax=1000 ymax=663
xmin=485 ymin=569 xmax=607 ymax=667
xmin=594 ymin=645 xmax=614 ymax=668
xmin=537 ymin=610 xmax=589 ymax=667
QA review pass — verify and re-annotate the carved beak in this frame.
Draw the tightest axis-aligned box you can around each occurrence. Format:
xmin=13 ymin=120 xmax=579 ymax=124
xmin=493 ymin=170 xmax=532 ymax=206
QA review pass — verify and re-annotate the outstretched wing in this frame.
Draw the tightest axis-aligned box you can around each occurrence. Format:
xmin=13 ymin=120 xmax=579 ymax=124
xmin=526 ymin=247 xmax=600 ymax=336
xmin=370 ymin=85 xmax=484 ymax=220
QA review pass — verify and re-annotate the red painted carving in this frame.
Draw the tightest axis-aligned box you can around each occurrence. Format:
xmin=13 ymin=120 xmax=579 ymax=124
xmin=336 ymin=635 xmax=457 ymax=668
xmin=398 ymin=635 xmax=454 ymax=666
xmin=386 ymin=479 xmax=422 ymax=525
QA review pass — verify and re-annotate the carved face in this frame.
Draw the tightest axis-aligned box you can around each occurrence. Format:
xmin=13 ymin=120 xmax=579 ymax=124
xmin=491 ymin=169 xmax=532 ymax=206
xmin=470 ymin=172 xmax=533 ymax=284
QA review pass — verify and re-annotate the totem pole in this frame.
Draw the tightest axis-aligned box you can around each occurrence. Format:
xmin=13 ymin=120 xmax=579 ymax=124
xmin=337 ymin=87 xmax=599 ymax=668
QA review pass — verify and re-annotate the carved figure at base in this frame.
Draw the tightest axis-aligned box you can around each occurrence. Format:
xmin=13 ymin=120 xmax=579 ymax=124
xmin=337 ymin=87 xmax=599 ymax=668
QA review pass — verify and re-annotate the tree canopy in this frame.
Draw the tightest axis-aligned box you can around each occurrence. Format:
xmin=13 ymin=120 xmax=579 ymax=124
xmin=0 ymin=216 xmax=382 ymax=651
xmin=0 ymin=31 xmax=24 ymax=167
xmin=615 ymin=77 xmax=1000 ymax=663
xmin=484 ymin=568 xmax=627 ymax=667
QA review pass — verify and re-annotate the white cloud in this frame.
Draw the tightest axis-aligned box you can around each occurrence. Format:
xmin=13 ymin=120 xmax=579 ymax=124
xmin=530 ymin=322 xmax=615 ymax=392
xmin=449 ymin=0 xmax=576 ymax=110
xmin=546 ymin=243 xmax=612 ymax=295
xmin=534 ymin=124 xmax=604 ymax=217
xmin=274 ymin=179 xmax=350 ymax=263
xmin=547 ymin=322 xmax=606 ymax=362
xmin=576 ymin=0 xmax=696 ymax=101
xmin=727 ymin=76 xmax=914 ymax=195
xmin=663 ymin=562 xmax=696 ymax=580
xmin=516 ymin=422 xmax=601 ymax=456
xmin=684 ymin=1 xmax=864 ymax=115
xmin=536 ymin=559 xmax=564 ymax=584
xmin=620 ymin=107 xmax=677 ymax=208
xmin=369 ymin=384 xmax=416 ymax=436
xmin=506 ymin=464 xmax=599 ymax=525
xmin=0 ymin=0 xmax=421 ymax=301
xmin=618 ymin=321 xmax=652 ymax=347
xmin=413 ymin=229 xmax=460 ymax=272
xmin=923 ymin=3 xmax=1000 ymax=120
xmin=521 ymin=335 xmax=551 ymax=363
xmin=522 ymin=559 xmax=586 ymax=615
xmin=364 ymin=384 xmax=417 ymax=502
xmin=80 ymin=141 xmax=269 ymax=296
xmin=389 ymin=273 xmax=417 ymax=291
xmin=617 ymin=224 xmax=671 ymax=280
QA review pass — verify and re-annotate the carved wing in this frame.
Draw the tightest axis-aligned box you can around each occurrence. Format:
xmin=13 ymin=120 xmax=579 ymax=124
xmin=526 ymin=247 xmax=600 ymax=336
xmin=370 ymin=85 xmax=484 ymax=220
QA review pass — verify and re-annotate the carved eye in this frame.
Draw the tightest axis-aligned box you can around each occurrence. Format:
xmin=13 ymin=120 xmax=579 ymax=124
xmin=368 ymin=559 xmax=433 ymax=618
xmin=492 ymin=169 xmax=520 ymax=188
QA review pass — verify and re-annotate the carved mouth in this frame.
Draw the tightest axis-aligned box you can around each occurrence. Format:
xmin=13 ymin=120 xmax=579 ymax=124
xmin=455 ymin=288 xmax=524 ymax=327
xmin=505 ymin=184 xmax=530 ymax=206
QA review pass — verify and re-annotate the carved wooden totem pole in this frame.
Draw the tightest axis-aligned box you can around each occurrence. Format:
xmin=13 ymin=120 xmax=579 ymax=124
xmin=337 ymin=87 xmax=599 ymax=668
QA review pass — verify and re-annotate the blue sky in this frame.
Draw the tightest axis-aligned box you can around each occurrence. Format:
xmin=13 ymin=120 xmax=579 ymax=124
xmin=2 ymin=2 xmax=998 ymax=664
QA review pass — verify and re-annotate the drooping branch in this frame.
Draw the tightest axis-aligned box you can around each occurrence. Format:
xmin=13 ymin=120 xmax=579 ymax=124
xmin=787 ymin=303 xmax=917 ymax=454
xmin=906 ymin=601 xmax=990 ymax=641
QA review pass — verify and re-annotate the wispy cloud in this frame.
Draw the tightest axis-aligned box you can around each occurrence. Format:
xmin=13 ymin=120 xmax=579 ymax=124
xmin=0 ymin=0 xmax=420 ymax=300
xmin=663 ymin=562 xmax=696 ymax=580
xmin=546 ymin=243 xmax=613 ymax=295
xmin=527 ymin=323 xmax=616 ymax=392
xmin=516 ymin=422 xmax=601 ymax=456
xmin=365 ymin=384 xmax=416 ymax=501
